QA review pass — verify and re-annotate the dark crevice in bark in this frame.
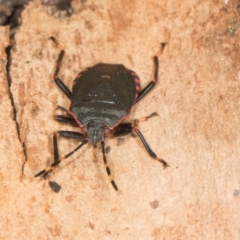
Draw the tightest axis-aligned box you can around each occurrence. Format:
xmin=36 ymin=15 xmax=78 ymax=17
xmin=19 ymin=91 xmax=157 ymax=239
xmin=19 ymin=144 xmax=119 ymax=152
xmin=5 ymin=45 xmax=28 ymax=177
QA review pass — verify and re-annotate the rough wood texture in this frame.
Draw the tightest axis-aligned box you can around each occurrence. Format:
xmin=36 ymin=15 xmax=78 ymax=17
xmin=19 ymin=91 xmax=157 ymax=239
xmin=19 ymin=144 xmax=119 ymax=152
xmin=1 ymin=0 xmax=240 ymax=239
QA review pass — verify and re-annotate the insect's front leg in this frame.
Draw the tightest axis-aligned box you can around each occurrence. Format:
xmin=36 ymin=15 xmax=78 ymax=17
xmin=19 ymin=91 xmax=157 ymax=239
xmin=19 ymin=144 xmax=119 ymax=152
xmin=34 ymin=131 xmax=86 ymax=178
xmin=112 ymin=112 xmax=169 ymax=168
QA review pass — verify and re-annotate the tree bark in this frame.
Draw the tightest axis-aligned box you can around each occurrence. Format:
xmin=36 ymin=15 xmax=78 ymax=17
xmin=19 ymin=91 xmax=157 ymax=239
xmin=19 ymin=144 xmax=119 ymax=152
xmin=1 ymin=0 xmax=240 ymax=239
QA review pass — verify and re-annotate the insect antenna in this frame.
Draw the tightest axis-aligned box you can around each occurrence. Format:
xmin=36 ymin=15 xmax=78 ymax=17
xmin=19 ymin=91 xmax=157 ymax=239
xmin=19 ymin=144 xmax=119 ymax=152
xmin=101 ymin=141 xmax=118 ymax=191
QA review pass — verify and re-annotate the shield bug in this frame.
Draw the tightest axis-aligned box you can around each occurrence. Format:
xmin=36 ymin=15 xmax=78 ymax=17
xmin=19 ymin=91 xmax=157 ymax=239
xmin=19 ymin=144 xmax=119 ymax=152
xmin=35 ymin=38 xmax=168 ymax=191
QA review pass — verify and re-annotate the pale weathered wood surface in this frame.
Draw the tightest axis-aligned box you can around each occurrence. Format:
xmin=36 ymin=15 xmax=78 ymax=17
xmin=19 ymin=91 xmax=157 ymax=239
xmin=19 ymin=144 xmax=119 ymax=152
xmin=0 ymin=0 xmax=240 ymax=239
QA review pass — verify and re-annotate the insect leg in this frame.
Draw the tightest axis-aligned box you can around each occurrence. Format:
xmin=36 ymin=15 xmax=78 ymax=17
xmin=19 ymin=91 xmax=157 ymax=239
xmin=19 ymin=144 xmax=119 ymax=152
xmin=50 ymin=36 xmax=72 ymax=99
xmin=133 ymin=129 xmax=169 ymax=168
xmin=112 ymin=112 xmax=168 ymax=168
xmin=34 ymin=131 xmax=87 ymax=178
xmin=101 ymin=141 xmax=118 ymax=191
xmin=112 ymin=112 xmax=159 ymax=137
xmin=54 ymin=105 xmax=78 ymax=126
xmin=112 ymin=123 xmax=133 ymax=137
xmin=134 ymin=43 xmax=166 ymax=104
xmin=55 ymin=76 xmax=72 ymax=99
xmin=54 ymin=115 xmax=78 ymax=126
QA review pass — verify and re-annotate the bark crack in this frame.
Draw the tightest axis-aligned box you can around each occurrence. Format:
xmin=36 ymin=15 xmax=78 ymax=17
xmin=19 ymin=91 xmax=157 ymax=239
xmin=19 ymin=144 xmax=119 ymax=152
xmin=5 ymin=45 xmax=28 ymax=178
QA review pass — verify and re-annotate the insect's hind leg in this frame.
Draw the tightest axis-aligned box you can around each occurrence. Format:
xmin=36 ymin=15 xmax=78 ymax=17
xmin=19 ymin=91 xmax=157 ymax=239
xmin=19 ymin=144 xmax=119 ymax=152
xmin=50 ymin=36 xmax=72 ymax=99
xmin=134 ymin=43 xmax=166 ymax=104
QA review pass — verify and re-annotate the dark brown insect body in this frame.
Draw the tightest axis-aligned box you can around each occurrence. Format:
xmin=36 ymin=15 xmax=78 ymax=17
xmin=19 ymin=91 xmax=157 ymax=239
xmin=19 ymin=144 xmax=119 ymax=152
xmin=35 ymin=39 xmax=168 ymax=191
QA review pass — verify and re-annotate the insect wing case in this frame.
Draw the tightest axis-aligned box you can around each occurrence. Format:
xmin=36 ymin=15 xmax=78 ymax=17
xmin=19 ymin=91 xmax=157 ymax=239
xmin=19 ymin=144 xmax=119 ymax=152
xmin=70 ymin=63 xmax=137 ymax=127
